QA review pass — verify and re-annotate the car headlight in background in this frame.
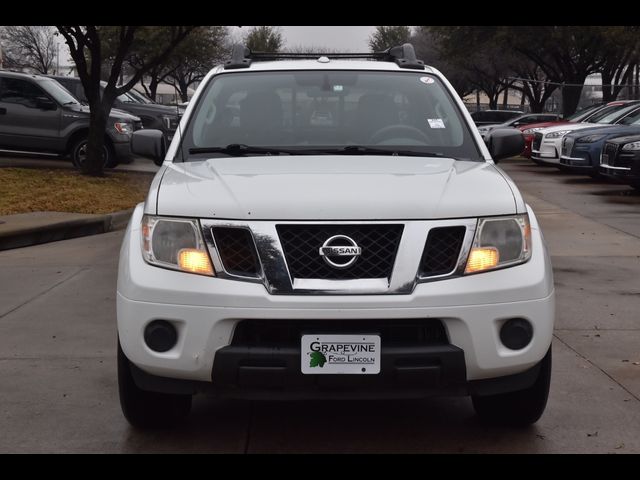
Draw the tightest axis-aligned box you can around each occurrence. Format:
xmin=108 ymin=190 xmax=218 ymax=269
xmin=546 ymin=130 xmax=570 ymax=139
xmin=522 ymin=127 xmax=544 ymax=134
xmin=622 ymin=141 xmax=640 ymax=151
xmin=465 ymin=214 xmax=532 ymax=274
xmin=576 ymin=134 xmax=606 ymax=143
xmin=141 ymin=216 xmax=214 ymax=276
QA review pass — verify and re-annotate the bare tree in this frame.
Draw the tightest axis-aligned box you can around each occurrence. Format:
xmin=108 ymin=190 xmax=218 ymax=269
xmin=244 ymin=26 xmax=283 ymax=52
xmin=0 ymin=26 xmax=57 ymax=74
xmin=56 ymin=26 xmax=197 ymax=176
xmin=369 ymin=26 xmax=413 ymax=52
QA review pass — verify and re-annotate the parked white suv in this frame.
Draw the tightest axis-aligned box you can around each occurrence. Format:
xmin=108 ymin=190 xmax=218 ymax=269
xmin=117 ymin=44 xmax=554 ymax=429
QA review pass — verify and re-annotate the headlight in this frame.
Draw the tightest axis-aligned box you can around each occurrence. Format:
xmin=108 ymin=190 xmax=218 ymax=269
xmin=141 ymin=215 xmax=214 ymax=276
xmin=622 ymin=141 xmax=640 ymax=151
xmin=522 ymin=127 xmax=544 ymax=134
xmin=114 ymin=122 xmax=132 ymax=134
xmin=465 ymin=214 xmax=532 ymax=274
xmin=576 ymin=134 xmax=606 ymax=143
xmin=546 ymin=130 xmax=570 ymax=139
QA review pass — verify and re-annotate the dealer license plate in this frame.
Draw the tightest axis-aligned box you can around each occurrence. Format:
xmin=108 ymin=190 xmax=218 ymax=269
xmin=301 ymin=334 xmax=381 ymax=374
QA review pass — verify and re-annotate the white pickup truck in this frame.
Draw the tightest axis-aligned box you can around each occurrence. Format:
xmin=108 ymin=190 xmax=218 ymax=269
xmin=117 ymin=44 xmax=555 ymax=429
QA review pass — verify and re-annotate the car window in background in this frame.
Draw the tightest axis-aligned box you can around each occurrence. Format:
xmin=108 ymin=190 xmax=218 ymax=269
xmin=39 ymin=79 xmax=80 ymax=106
xmin=594 ymin=104 xmax=640 ymax=124
xmin=566 ymin=104 xmax=603 ymax=122
xmin=617 ymin=108 xmax=640 ymax=125
xmin=0 ymin=78 xmax=49 ymax=108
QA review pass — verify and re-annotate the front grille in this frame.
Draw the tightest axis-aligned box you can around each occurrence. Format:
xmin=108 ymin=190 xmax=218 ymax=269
xmin=613 ymin=154 xmax=634 ymax=169
xmin=231 ymin=319 xmax=448 ymax=348
xmin=212 ymin=227 xmax=261 ymax=277
xmin=603 ymin=142 xmax=618 ymax=163
xmin=562 ymin=136 xmax=574 ymax=156
xmin=533 ymin=132 xmax=543 ymax=151
xmin=277 ymin=224 xmax=403 ymax=280
xmin=420 ymin=226 xmax=466 ymax=277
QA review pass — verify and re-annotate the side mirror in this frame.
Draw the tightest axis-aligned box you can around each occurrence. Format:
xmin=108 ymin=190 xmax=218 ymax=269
xmin=36 ymin=96 xmax=57 ymax=111
xmin=485 ymin=128 xmax=525 ymax=163
xmin=131 ymin=129 xmax=166 ymax=166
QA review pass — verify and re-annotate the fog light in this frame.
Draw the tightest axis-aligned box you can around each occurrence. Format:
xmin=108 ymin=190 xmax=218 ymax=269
xmin=144 ymin=320 xmax=178 ymax=353
xmin=500 ymin=318 xmax=533 ymax=350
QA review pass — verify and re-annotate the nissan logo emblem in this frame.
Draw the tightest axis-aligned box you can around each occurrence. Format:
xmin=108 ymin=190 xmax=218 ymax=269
xmin=319 ymin=235 xmax=362 ymax=269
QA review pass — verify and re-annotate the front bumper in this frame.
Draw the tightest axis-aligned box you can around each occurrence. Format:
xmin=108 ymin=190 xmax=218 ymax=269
xmin=117 ymin=205 xmax=555 ymax=393
xmin=531 ymin=139 xmax=561 ymax=164
xmin=559 ymin=148 xmax=595 ymax=171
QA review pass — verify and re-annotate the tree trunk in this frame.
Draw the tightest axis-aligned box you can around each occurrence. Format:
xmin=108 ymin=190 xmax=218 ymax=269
xmin=179 ymin=78 xmax=189 ymax=103
xmin=561 ymin=84 xmax=584 ymax=117
xmin=83 ymin=101 xmax=108 ymax=177
xmin=601 ymin=71 xmax=614 ymax=103
xmin=502 ymin=86 xmax=509 ymax=108
xmin=476 ymin=91 xmax=480 ymax=111
xmin=149 ymin=77 xmax=160 ymax=103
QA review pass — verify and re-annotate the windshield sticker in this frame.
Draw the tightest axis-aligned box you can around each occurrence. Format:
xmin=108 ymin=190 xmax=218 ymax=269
xmin=428 ymin=118 xmax=446 ymax=129
xmin=420 ymin=76 xmax=435 ymax=85
xmin=333 ymin=85 xmax=344 ymax=92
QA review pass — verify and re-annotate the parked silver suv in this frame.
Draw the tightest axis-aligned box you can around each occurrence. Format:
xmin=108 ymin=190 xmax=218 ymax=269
xmin=0 ymin=70 xmax=140 ymax=168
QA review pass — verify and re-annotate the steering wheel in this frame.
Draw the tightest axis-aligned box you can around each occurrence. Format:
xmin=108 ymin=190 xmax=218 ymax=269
xmin=369 ymin=124 xmax=431 ymax=145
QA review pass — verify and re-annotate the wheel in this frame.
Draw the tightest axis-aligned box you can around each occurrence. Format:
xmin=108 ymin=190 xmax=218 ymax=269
xmin=117 ymin=340 xmax=192 ymax=428
xmin=70 ymin=136 xmax=117 ymax=170
xmin=472 ymin=346 xmax=551 ymax=427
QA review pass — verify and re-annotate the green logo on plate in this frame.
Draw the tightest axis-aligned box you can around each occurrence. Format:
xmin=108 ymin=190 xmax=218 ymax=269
xmin=309 ymin=351 xmax=327 ymax=368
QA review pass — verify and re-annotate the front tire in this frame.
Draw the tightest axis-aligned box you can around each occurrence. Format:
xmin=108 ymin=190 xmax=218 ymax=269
xmin=472 ymin=347 xmax=552 ymax=427
xmin=118 ymin=340 xmax=192 ymax=429
xmin=70 ymin=137 xmax=117 ymax=170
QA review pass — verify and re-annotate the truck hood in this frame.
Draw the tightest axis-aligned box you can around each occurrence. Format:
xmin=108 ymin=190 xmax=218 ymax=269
xmin=156 ymin=156 xmax=517 ymax=220
xmin=66 ymin=104 xmax=140 ymax=122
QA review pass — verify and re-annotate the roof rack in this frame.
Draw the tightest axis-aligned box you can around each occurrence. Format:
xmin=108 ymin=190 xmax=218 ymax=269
xmin=224 ymin=43 xmax=425 ymax=71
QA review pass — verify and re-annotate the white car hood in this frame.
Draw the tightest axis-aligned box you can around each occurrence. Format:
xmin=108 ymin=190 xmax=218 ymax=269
xmin=156 ymin=156 xmax=517 ymax=220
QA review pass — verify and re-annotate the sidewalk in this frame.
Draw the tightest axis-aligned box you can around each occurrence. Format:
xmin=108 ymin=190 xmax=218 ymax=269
xmin=0 ymin=210 xmax=132 ymax=251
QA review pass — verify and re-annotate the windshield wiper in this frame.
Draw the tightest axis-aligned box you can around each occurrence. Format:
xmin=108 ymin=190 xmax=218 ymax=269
xmin=189 ymin=144 xmax=300 ymax=156
xmin=311 ymin=145 xmax=450 ymax=158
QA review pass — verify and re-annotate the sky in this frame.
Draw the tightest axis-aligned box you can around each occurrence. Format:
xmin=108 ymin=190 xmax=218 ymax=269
xmin=234 ymin=26 xmax=376 ymax=51
xmin=49 ymin=26 xmax=378 ymax=67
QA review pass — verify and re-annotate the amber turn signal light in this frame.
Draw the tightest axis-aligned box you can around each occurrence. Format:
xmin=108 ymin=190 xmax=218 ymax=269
xmin=177 ymin=249 xmax=213 ymax=275
xmin=465 ymin=247 xmax=500 ymax=274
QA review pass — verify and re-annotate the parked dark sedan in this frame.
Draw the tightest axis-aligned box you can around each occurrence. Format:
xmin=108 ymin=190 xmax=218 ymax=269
xmin=559 ymin=104 xmax=640 ymax=176
xmin=599 ymin=134 xmax=640 ymax=191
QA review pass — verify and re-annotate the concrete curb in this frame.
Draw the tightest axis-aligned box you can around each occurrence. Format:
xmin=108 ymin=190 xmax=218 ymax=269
xmin=0 ymin=209 xmax=133 ymax=251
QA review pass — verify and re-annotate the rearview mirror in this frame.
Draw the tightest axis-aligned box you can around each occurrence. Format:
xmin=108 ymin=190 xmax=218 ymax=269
xmin=131 ymin=130 xmax=166 ymax=166
xmin=485 ymin=128 xmax=524 ymax=163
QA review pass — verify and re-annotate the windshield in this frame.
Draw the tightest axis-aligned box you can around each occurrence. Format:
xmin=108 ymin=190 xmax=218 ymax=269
xmin=594 ymin=104 xmax=640 ymax=124
xmin=41 ymin=79 xmax=80 ymax=105
xmin=566 ymin=103 xmax=602 ymax=122
xmin=618 ymin=108 xmax=640 ymax=126
xmin=180 ymin=70 xmax=482 ymax=161
xmin=127 ymin=89 xmax=155 ymax=104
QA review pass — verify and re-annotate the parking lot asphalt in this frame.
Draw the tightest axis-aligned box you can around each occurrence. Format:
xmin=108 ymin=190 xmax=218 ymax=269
xmin=1 ymin=158 xmax=639 ymax=453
